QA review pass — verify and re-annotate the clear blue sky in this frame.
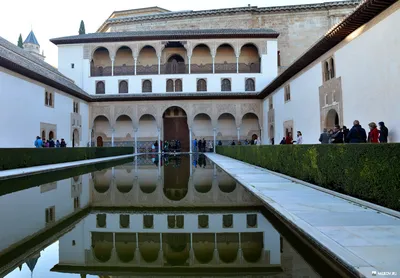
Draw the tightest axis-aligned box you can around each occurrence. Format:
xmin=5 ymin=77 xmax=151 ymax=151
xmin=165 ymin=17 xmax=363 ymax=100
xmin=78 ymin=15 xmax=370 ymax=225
xmin=1 ymin=0 xmax=344 ymax=66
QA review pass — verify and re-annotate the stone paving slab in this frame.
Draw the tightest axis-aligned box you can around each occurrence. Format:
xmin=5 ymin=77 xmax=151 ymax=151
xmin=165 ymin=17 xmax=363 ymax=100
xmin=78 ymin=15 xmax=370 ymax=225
xmin=0 ymin=154 xmax=135 ymax=180
xmin=206 ymin=153 xmax=400 ymax=278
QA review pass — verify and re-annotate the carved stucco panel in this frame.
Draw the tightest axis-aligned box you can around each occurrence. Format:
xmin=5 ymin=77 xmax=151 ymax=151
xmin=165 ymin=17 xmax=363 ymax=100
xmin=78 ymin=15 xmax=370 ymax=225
xmin=92 ymin=106 xmax=111 ymax=125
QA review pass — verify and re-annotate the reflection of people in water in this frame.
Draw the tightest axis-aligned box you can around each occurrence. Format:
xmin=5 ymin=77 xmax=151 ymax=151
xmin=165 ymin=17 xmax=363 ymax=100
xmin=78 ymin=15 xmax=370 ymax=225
xmin=198 ymin=154 xmax=207 ymax=168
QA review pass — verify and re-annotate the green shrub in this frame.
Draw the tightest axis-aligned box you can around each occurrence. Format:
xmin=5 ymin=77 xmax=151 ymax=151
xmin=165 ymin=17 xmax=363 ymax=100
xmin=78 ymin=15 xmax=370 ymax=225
xmin=217 ymin=144 xmax=400 ymax=211
xmin=0 ymin=147 xmax=133 ymax=170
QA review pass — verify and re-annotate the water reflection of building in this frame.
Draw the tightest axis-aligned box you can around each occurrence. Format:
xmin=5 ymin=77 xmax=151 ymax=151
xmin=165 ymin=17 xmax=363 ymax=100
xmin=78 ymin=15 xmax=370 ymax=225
xmin=91 ymin=155 xmax=262 ymax=207
xmin=53 ymin=211 xmax=281 ymax=275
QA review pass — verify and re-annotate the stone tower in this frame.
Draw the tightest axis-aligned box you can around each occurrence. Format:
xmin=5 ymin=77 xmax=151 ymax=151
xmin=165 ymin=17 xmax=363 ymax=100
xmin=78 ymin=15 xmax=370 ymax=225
xmin=23 ymin=30 xmax=45 ymax=60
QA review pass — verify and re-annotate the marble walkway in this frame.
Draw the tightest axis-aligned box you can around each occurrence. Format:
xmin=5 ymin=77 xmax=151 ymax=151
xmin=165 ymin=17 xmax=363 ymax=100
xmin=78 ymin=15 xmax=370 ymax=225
xmin=0 ymin=154 xmax=135 ymax=180
xmin=206 ymin=153 xmax=400 ymax=278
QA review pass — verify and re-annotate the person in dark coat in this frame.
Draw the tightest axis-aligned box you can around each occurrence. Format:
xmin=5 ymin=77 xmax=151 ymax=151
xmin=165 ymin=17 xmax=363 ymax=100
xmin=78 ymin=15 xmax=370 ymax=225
xmin=280 ymin=137 xmax=286 ymax=145
xmin=331 ymin=125 xmax=344 ymax=143
xmin=49 ymin=138 xmax=55 ymax=148
xmin=378 ymin=122 xmax=389 ymax=143
xmin=319 ymin=128 xmax=330 ymax=144
xmin=60 ymin=138 xmax=67 ymax=147
xmin=342 ymin=126 xmax=350 ymax=143
xmin=347 ymin=120 xmax=367 ymax=143
xmin=218 ymin=140 xmax=222 ymax=146
xmin=198 ymin=139 xmax=203 ymax=152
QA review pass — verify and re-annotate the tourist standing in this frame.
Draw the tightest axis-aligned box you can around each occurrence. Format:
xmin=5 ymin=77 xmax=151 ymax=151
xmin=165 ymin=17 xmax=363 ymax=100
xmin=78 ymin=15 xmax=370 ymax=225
xmin=378 ymin=122 xmax=389 ymax=143
xmin=231 ymin=140 xmax=236 ymax=146
xmin=60 ymin=139 xmax=67 ymax=147
xmin=218 ymin=140 xmax=222 ymax=146
xmin=285 ymin=132 xmax=293 ymax=144
xmin=342 ymin=126 xmax=350 ymax=143
xmin=319 ymin=128 xmax=330 ymax=144
xmin=331 ymin=125 xmax=344 ymax=143
xmin=280 ymin=137 xmax=286 ymax=145
xmin=49 ymin=138 xmax=55 ymax=148
xmin=368 ymin=122 xmax=379 ymax=143
xmin=347 ymin=120 xmax=367 ymax=143
xmin=208 ymin=140 xmax=213 ymax=152
xmin=193 ymin=139 xmax=198 ymax=152
xmin=296 ymin=131 xmax=303 ymax=144
xmin=56 ymin=140 xmax=61 ymax=148
xmin=34 ymin=136 xmax=43 ymax=148
xmin=271 ymin=138 xmax=275 ymax=145
xmin=198 ymin=139 xmax=203 ymax=152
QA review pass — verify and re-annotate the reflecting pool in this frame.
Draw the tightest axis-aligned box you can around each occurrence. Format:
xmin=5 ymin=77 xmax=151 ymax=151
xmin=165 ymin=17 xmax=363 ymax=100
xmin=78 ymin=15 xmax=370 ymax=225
xmin=0 ymin=154 xmax=324 ymax=277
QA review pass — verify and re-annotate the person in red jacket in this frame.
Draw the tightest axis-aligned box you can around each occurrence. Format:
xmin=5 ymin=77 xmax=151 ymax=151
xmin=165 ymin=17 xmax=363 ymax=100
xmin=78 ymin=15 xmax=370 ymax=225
xmin=285 ymin=132 xmax=293 ymax=144
xmin=368 ymin=122 xmax=379 ymax=143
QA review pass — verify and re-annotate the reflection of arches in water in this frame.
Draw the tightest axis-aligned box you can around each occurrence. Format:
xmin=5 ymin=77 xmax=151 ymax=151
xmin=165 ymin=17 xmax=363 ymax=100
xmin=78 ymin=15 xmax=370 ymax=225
xmin=117 ymin=184 xmax=133 ymax=193
xmin=193 ymin=168 xmax=213 ymax=193
xmin=193 ymin=233 xmax=214 ymax=264
xmin=218 ymin=174 xmax=236 ymax=193
xmin=164 ymin=233 xmax=190 ymax=266
xmin=139 ymin=174 xmax=158 ymax=194
xmin=138 ymin=233 xmax=160 ymax=263
xmin=164 ymin=156 xmax=190 ymax=201
xmin=92 ymin=232 xmax=113 ymax=262
xmin=217 ymin=233 xmax=239 ymax=263
xmin=93 ymin=171 xmax=111 ymax=193
xmin=241 ymin=232 xmax=263 ymax=263
xmin=116 ymin=233 xmax=136 ymax=263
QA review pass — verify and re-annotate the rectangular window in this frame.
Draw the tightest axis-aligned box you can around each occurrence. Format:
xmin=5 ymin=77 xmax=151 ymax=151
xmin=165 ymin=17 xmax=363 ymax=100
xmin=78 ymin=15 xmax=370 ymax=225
xmin=45 ymin=206 xmax=55 ymax=224
xmin=73 ymin=101 xmax=79 ymax=113
xmin=284 ymin=84 xmax=291 ymax=102
xmin=269 ymin=98 xmax=273 ymax=110
xmin=143 ymin=215 xmax=154 ymax=229
xmin=71 ymin=63 xmax=75 ymax=69
xmin=45 ymin=91 xmax=54 ymax=108
xmin=277 ymin=51 xmax=281 ymax=67
xmin=167 ymin=215 xmax=184 ymax=229
xmin=73 ymin=197 xmax=80 ymax=210
xmin=323 ymin=57 xmax=336 ymax=82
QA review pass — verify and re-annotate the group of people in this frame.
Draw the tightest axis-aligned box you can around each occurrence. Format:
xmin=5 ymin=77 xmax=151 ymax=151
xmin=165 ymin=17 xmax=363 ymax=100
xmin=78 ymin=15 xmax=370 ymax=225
xmin=279 ymin=131 xmax=303 ymax=145
xmin=34 ymin=136 xmax=67 ymax=148
xmin=319 ymin=121 xmax=389 ymax=144
xmin=193 ymin=138 xmax=213 ymax=152
xmin=151 ymin=140 xmax=182 ymax=152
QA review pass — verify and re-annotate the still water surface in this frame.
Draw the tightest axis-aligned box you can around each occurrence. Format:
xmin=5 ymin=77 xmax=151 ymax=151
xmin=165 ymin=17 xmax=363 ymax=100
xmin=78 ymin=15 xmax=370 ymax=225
xmin=0 ymin=154 xmax=323 ymax=277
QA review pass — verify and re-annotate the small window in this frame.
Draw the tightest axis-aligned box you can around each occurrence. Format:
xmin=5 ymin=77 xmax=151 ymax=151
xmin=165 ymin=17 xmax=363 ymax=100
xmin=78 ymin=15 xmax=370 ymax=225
xmin=45 ymin=91 xmax=49 ymax=106
xmin=71 ymin=63 xmax=75 ymax=69
xmin=197 ymin=79 xmax=207 ymax=92
xmin=96 ymin=81 xmax=105 ymax=94
xmin=284 ymin=84 xmax=291 ymax=102
xmin=73 ymin=197 xmax=80 ymax=210
xmin=245 ymin=78 xmax=255 ymax=91
xmin=277 ymin=50 xmax=281 ymax=67
xmin=269 ymin=98 xmax=273 ymax=110
xmin=175 ymin=79 xmax=182 ymax=92
xmin=73 ymin=101 xmax=79 ymax=113
xmin=45 ymin=206 xmax=55 ymax=224
xmin=221 ymin=78 xmax=231 ymax=91
xmin=330 ymin=58 xmax=335 ymax=79
xmin=166 ymin=79 xmax=174 ymax=92
xmin=120 ymin=214 xmax=130 ymax=229
xmin=143 ymin=215 xmax=154 ymax=229
xmin=96 ymin=214 xmax=106 ymax=228
xmin=323 ymin=57 xmax=336 ymax=82
xmin=119 ymin=80 xmax=128 ymax=94
xmin=49 ymin=93 xmax=53 ymax=107
xmin=167 ymin=215 xmax=184 ymax=229
xmin=72 ymin=240 xmax=76 ymax=246
xmin=45 ymin=91 xmax=54 ymax=107
xmin=142 ymin=80 xmax=152 ymax=93
xmin=222 ymin=214 xmax=233 ymax=228
xmin=247 ymin=214 xmax=257 ymax=228
xmin=198 ymin=215 xmax=209 ymax=229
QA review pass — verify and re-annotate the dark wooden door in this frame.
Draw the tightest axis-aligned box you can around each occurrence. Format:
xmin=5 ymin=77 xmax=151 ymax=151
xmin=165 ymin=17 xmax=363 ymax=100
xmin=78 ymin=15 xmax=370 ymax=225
xmin=163 ymin=117 xmax=189 ymax=152
xmin=97 ymin=136 xmax=103 ymax=147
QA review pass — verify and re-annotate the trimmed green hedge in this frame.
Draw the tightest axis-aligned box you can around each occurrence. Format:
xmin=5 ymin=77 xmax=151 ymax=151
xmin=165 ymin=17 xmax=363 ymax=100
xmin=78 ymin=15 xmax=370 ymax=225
xmin=217 ymin=144 xmax=400 ymax=211
xmin=0 ymin=147 xmax=133 ymax=171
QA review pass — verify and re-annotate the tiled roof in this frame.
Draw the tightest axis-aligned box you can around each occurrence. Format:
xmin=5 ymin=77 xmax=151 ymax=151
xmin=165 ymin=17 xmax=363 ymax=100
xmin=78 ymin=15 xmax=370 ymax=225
xmin=50 ymin=29 xmax=278 ymax=45
xmin=0 ymin=36 xmax=91 ymax=101
xmin=97 ymin=1 xmax=360 ymax=31
xmin=24 ymin=31 xmax=40 ymax=46
xmin=258 ymin=0 xmax=397 ymax=99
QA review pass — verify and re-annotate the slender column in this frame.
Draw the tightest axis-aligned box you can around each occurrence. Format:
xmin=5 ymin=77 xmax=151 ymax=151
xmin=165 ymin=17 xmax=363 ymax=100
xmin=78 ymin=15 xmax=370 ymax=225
xmin=134 ymin=128 xmax=138 ymax=154
xmin=189 ymin=128 xmax=192 ymax=153
xmin=111 ymin=58 xmax=115 ymax=76
xmin=158 ymin=128 xmax=161 ymax=154
xmin=212 ymin=56 xmax=215 ymax=74
xmin=134 ymin=58 xmax=137 ymax=75
xmin=237 ymin=127 xmax=240 ymax=141
xmin=111 ymin=128 xmax=115 ymax=147
xmin=260 ymin=128 xmax=263 ymax=145
xmin=89 ymin=128 xmax=92 ymax=147
xmin=236 ymin=56 xmax=239 ymax=73
xmin=190 ymin=154 xmax=193 ymax=176
xmin=213 ymin=128 xmax=216 ymax=153
xmin=158 ymin=154 xmax=161 ymax=176
xmin=188 ymin=56 xmax=191 ymax=74
xmin=158 ymin=56 xmax=161 ymax=74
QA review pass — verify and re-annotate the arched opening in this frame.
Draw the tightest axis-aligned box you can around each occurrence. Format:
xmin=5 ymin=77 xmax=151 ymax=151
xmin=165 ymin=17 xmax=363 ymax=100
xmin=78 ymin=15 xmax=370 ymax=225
xmin=93 ymin=170 xmax=111 ymax=193
xmin=163 ymin=156 xmax=189 ymax=201
xmin=192 ymin=113 xmax=213 ymax=146
xmin=137 ymin=46 xmax=158 ymax=75
xmin=245 ymin=78 xmax=255 ymax=91
xmin=166 ymin=79 xmax=174 ymax=92
xmin=138 ymin=114 xmax=157 ymax=153
xmin=49 ymin=131 xmax=54 ymax=140
xmin=115 ymin=115 xmax=133 ymax=147
xmin=326 ymin=109 xmax=339 ymax=130
xmin=175 ymin=79 xmax=182 ymax=92
xmin=241 ymin=113 xmax=260 ymax=142
xmin=115 ymin=233 xmax=136 ymax=263
xmin=330 ymin=58 xmax=335 ymax=79
xmin=142 ymin=80 xmax=152 ymax=93
xmin=72 ymin=129 xmax=79 ymax=147
xmin=324 ymin=61 xmax=330 ymax=81
xmin=114 ymin=46 xmax=134 ymax=75
xmin=221 ymin=79 xmax=231 ymax=91
xmin=119 ymin=80 xmax=128 ymax=94
xmin=239 ymin=44 xmax=260 ymax=73
xmin=96 ymin=81 xmax=105 ymax=94
xmin=197 ymin=79 xmax=207 ymax=92
xmin=93 ymin=115 xmax=110 ymax=146
xmin=217 ymin=113 xmax=236 ymax=143
xmin=217 ymin=233 xmax=239 ymax=263
xmin=193 ymin=233 xmax=214 ymax=264
xmin=218 ymin=172 xmax=236 ymax=193
xmin=215 ymin=44 xmax=236 ymax=73
xmin=92 ymin=232 xmax=113 ymax=262
xmin=269 ymin=125 xmax=274 ymax=140
xmin=191 ymin=44 xmax=212 ymax=73
xmin=163 ymin=106 xmax=189 ymax=152
xmin=165 ymin=54 xmax=185 ymax=74
xmin=41 ymin=130 xmax=46 ymax=141
xmin=91 ymin=47 xmax=112 ymax=76
xmin=163 ymin=233 xmax=190 ymax=266
xmin=241 ymin=233 xmax=263 ymax=263
xmin=138 ymin=233 xmax=160 ymax=263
